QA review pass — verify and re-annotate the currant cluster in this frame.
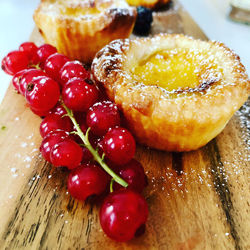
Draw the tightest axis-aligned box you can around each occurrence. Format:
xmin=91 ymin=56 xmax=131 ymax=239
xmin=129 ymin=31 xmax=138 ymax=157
xmin=2 ymin=42 xmax=149 ymax=242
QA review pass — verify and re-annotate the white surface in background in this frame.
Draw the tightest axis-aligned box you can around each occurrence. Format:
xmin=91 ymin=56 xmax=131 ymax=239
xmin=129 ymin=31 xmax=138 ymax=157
xmin=178 ymin=0 xmax=250 ymax=73
xmin=0 ymin=0 xmax=40 ymax=103
xmin=0 ymin=0 xmax=249 ymax=104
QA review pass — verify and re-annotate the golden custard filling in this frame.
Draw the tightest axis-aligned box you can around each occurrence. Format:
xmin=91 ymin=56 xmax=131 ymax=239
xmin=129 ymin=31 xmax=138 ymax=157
xmin=132 ymin=48 xmax=223 ymax=92
xmin=56 ymin=1 xmax=111 ymax=17
xmin=60 ymin=7 xmax=101 ymax=16
xmin=126 ymin=0 xmax=157 ymax=6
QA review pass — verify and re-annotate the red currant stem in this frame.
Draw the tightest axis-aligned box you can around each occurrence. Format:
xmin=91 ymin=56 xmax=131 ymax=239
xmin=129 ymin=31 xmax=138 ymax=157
xmin=110 ymin=178 xmax=114 ymax=193
xmin=69 ymin=131 xmax=78 ymax=135
xmin=101 ymin=153 xmax=105 ymax=161
xmin=62 ymin=103 xmax=128 ymax=188
xmin=29 ymin=63 xmax=40 ymax=70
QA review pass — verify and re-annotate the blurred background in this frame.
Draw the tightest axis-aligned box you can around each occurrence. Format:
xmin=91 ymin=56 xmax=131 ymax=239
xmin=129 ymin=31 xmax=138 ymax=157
xmin=0 ymin=0 xmax=249 ymax=103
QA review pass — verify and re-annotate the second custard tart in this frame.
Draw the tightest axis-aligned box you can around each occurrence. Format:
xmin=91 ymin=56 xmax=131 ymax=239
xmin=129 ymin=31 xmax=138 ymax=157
xmin=92 ymin=34 xmax=249 ymax=152
xmin=34 ymin=0 xmax=136 ymax=63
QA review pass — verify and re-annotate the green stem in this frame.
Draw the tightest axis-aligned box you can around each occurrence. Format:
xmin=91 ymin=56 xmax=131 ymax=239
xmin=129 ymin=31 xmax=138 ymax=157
xmin=29 ymin=63 xmax=40 ymax=70
xmin=62 ymin=103 xmax=128 ymax=188
xmin=110 ymin=178 xmax=115 ymax=193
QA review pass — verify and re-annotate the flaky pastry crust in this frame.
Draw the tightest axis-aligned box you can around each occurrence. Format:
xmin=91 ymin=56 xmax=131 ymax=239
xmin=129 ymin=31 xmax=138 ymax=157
xmin=126 ymin=0 xmax=170 ymax=9
xmin=34 ymin=0 xmax=136 ymax=63
xmin=92 ymin=34 xmax=250 ymax=152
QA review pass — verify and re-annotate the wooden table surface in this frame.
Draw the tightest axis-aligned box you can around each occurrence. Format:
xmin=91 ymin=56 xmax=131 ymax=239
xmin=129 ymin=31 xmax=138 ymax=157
xmin=0 ymin=1 xmax=249 ymax=249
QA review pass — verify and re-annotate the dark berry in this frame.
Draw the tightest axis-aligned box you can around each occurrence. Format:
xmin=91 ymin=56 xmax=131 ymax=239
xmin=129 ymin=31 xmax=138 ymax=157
xmin=100 ymin=189 xmax=148 ymax=242
xmin=68 ymin=163 xmax=109 ymax=200
xmin=86 ymin=101 xmax=120 ymax=136
xmin=133 ymin=7 xmax=153 ymax=36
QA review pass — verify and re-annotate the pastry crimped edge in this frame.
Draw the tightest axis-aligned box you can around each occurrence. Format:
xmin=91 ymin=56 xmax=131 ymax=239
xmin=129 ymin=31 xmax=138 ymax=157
xmin=33 ymin=0 xmax=137 ymax=63
xmin=126 ymin=0 xmax=171 ymax=9
xmin=92 ymin=34 xmax=250 ymax=152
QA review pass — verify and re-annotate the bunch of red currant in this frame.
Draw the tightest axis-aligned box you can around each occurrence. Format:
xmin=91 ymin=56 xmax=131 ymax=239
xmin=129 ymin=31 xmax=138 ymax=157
xmin=2 ymin=42 xmax=149 ymax=242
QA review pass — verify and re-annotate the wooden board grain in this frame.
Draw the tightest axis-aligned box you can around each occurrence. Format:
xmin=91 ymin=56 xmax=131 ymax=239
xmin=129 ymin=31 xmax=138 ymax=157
xmin=0 ymin=1 xmax=249 ymax=249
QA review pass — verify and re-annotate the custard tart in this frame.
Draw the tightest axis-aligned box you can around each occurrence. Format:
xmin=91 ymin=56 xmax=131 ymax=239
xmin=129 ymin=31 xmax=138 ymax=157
xmin=33 ymin=0 xmax=136 ymax=63
xmin=126 ymin=0 xmax=170 ymax=9
xmin=92 ymin=34 xmax=250 ymax=152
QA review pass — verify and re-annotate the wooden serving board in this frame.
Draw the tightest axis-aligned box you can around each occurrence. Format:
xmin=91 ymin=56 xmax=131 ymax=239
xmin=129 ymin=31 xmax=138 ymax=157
xmin=0 ymin=1 xmax=249 ymax=249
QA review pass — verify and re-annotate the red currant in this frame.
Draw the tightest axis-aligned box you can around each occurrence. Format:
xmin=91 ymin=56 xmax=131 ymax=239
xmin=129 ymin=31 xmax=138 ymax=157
xmin=19 ymin=42 xmax=39 ymax=65
xmin=100 ymin=189 xmax=148 ymax=242
xmin=81 ymin=147 xmax=93 ymax=162
xmin=86 ymin=101 xmax=120 ymax=136
xmin=97 ymin=84 xmax=110 ymax=102
xmin=88 ymin=133 xmax=102 ymax=150
xmin=71 ymin=121 xmax=88 ymax=144
xmin=36 ymin=44 xmax=57 ymax=68
xmin=50 ymin=139 xmax=83 ymax=169
xmin=102 ymin=127 xmax=136 ymax=165
xmin=40 ymin=114 xmax=73 ymax=138
xmin=44 ymin=53 xmax=70 ymax=82
xmin=113 ymin=159 xmax=147 ymax=193
xmin=60 ymin=61 xmax=90 ymax=86
xmin=1 ymin=57 xmax=11 ymax=75
xmin=74 ymin=111 xmax=86 ymax=124
xmin=49 ymin=103 xmax=67 ymax=116
xmin=19 ymin=69 xmax=47 ymax=95
xmin=40 ymin=130 xmax=69 ymax=162
xmin=25 ymin=76 xmax=60 ymax=112
xmin=12 ymin=69 xmax=27 ymax=92
xmin=30 ymin=106 xmax=51 ymax=117
xmin=62 ymin=78 xmax=99 ymax=112
xmin=79 ymin=120 xmax=88 ymax=134
xmin=68 ymin=163 xmax=109 ymax=200
xmin=1 ymin=50 xmax=29 ymax=75
xmin=72 ymin=112 xmax=87 ymax=132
